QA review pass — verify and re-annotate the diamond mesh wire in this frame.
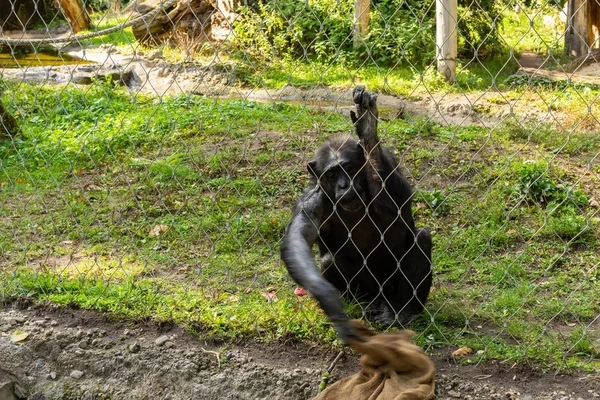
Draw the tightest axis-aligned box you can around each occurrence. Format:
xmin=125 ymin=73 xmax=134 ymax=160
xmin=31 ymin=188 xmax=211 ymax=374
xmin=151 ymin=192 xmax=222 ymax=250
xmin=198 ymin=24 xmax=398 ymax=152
xmin=0 ymin=0 xmax=599 ymax=369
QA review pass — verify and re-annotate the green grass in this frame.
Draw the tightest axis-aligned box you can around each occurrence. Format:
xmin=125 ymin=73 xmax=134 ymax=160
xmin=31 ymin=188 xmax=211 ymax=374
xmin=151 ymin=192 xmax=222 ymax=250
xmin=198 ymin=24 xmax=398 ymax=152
xmin=1 ymin=81 xmax=599 ymax=372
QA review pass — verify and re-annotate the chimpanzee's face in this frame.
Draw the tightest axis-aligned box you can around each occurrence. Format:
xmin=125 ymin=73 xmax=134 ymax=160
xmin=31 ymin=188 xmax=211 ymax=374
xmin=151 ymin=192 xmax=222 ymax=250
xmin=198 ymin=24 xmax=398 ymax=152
xmin=308 ymin=138 xmax=368 ymax=212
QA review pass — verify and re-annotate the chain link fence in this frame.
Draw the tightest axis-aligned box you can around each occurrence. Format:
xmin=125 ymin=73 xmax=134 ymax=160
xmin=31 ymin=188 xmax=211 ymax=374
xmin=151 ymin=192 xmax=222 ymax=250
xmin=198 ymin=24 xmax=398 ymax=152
xmin=1 ymin=0 xmax=599 ymax=373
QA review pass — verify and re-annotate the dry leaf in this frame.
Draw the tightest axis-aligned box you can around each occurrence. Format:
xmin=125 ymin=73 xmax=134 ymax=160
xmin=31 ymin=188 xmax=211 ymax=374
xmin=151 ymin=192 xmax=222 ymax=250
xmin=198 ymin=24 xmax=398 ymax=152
xmin=452 ymin=346 xmax=473 ymax=357
xmin=83 ymin=183 xmax=101 ymax=191
xmin=260 ymin=290 xmax=278 ymax=303
xmin=506 ymin=229 xmax=516 ymax=235
xmin=73 ymin=169 xmax=86 ymax=175
xmin=566 ymin=322 xmax=576 ymax=327
xmin=9 ymin=330 xmax=29 ymax=343
xmin=15 ymin=178 xmax=26 ymax=184
xmin=149 ymin=224 xmax=169 ymax=236
xmin=245 ymin=288 xmax=252 ymax=294
xmin=0 ymin=182 xmax=7 ymax=188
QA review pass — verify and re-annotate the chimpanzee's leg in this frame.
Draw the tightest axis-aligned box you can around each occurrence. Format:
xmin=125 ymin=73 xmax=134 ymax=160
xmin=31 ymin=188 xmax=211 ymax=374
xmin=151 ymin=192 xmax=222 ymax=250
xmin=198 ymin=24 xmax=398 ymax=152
xmin=374 ymin=228 xmax=433 ymax=326
xmin=321 ymin=253 xmax=377 ymax=302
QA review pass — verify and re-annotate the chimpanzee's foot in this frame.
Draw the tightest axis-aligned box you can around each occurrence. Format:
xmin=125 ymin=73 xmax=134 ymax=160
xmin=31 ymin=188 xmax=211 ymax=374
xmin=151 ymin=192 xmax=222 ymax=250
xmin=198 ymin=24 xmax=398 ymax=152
xmin=369 ymin=302 xmax=421 ymax=327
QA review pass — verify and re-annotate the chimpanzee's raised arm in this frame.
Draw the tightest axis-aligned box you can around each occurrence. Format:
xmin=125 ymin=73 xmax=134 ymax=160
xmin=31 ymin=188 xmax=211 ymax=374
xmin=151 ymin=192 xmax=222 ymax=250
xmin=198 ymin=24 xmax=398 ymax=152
xmin=350 ymin=86 xmax=386 ymax=204
xmin=280 ymin=188 xmax=362 ymax=344
xmin=351 ymin=85 xmax=380 ymax=154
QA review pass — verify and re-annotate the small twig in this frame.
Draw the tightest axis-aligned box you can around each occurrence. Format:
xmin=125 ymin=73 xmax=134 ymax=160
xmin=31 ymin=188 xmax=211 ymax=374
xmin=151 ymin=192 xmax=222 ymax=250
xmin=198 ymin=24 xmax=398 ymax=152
xmin=327 ymin=350 xmax=345 ymax=374
xmin=201 ymin=347 xmax=221 ymax=370
xmin=318 ymin=350 xmax=345 ymax=392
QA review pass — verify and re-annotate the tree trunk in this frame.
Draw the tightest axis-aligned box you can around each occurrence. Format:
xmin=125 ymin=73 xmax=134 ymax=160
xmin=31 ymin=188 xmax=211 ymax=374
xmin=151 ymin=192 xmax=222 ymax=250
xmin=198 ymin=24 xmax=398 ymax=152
xmin=0 ymin=99 xmax=19 ymax=140
xmin=57 ymin=0 xmax=92 ymax=32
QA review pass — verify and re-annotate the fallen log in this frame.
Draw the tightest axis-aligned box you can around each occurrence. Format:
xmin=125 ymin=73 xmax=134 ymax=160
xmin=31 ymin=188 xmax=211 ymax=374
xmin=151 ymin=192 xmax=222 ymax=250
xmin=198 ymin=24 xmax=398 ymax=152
xmin=130 ymin=0 xmax=246 ymax=47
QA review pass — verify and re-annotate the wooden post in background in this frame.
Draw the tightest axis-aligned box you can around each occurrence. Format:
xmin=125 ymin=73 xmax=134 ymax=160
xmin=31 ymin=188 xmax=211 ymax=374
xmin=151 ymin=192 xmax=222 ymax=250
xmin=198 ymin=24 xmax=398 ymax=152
xmin=353 ymin=0 xmax=370 ymax=48
xmin=436 ymin=0 xmax=457 ymax=82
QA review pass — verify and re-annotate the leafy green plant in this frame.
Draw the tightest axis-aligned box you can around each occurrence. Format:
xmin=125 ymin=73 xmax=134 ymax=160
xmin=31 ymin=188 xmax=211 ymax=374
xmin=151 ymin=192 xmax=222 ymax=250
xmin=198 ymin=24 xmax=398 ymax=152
xmin=512 ymin=160 xmax=558 ymax=203
xmin=511 ymin=161 xmax=588 ymax=208
xmin=416 ymin=189 xmax=451 ymax=216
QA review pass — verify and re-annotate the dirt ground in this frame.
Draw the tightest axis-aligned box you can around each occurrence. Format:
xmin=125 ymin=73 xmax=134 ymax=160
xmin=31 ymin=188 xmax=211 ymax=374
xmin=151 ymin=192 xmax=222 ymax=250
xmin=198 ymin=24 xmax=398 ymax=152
xmin=0 ymin=302 xmax=598 ymax=400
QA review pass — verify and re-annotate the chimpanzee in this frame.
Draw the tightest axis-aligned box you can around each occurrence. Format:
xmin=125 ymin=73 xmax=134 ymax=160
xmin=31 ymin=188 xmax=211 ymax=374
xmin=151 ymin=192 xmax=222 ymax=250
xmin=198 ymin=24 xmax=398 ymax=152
xmin=280 ymin=86 xmax=432 ymax=343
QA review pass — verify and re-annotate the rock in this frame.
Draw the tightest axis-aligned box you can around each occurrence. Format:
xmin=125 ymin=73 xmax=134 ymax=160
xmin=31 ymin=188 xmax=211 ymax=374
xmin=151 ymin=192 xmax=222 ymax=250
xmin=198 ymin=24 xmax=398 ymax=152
xmin=146 ymin=49 xmax=163 ymax=60
xmin=129 ymin=342 xmax=141 ymax=353
xmin=157 ymin=67 xmax=170 ymax=77
xmin=70 ymin=370 xmax=84 ymax=380
xmin=0 ymin=381 xmax=18 ymax=400
xmin=123 ymin=329 xmax=131 ymax=336
xmin=155 ymin=335 xmax=169 ymax=346
xmin=87 ymin=328 xmax=99 ymax=336
xmin=72 ymin=75 xmax=94 ymax=85
xmin=78 ymin=340 xmax=88 ymax=349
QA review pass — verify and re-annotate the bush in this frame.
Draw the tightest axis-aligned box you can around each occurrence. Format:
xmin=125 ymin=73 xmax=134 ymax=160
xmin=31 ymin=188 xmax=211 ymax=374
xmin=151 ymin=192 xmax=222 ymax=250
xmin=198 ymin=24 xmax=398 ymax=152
xmin=233 ymin=0 xmax=354 ymax=62
xmin=232 ymin=0 xmax=505 ymax=66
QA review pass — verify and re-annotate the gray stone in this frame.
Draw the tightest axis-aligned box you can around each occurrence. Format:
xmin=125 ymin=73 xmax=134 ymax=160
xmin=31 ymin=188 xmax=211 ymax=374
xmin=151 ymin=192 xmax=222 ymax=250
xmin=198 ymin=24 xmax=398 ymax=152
xmin=155 ymin=335 xmax=169 ymax=346
xmin=146 ymin=49 xmax=163 ymax=60
xmin=70 ymin=370 xmax=84 ymax=380
xmin=129 ymin=342 xmax=141 ymax=353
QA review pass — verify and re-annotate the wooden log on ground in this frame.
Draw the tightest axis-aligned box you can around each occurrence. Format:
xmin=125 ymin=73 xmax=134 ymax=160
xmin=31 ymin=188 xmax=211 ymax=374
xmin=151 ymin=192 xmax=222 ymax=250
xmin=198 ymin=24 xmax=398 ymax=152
xmin=130 ymin=0 xmax=246 ymax=47
xmin=563 ymin=49 xmax=600 ymax=73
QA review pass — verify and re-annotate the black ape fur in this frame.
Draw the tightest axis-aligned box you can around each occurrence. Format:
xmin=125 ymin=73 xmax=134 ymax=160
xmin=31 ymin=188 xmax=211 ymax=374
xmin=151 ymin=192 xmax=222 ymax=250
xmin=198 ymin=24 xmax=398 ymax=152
xmin=280 ymin=86 xmax=432 ymax=343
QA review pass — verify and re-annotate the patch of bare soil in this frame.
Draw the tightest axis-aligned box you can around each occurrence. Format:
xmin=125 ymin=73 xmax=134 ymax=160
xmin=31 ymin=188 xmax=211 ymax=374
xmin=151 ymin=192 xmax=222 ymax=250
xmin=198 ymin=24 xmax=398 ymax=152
xmin=0 ymin=302 xmax=598 ymax=400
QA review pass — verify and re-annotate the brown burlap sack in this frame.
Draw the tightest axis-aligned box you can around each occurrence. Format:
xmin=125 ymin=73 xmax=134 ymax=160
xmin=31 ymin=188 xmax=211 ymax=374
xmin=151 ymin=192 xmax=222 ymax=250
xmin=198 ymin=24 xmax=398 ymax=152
xmin=315 ymin=322 xmax=435 ymax=400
